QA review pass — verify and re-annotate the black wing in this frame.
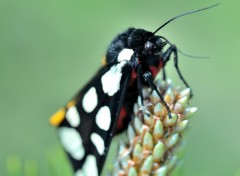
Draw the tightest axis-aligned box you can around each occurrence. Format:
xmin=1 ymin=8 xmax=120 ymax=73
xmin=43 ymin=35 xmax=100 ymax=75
xmin=50 ymin=61 xmax=132 ymax=176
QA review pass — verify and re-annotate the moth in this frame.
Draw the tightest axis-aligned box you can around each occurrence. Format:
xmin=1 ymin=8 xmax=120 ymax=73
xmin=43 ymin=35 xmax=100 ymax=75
xmin=50 ymin=4 xmax=218 ymax=176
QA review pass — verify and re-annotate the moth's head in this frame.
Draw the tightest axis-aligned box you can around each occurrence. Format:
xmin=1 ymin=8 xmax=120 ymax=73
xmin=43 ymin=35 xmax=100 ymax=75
xmin=128 ymin=29 xmax=166 ymax=56
xmin=126 ymin=29 xmax=167 ymax=70
xmin=144 ymin=36 xmax=167 ymax=55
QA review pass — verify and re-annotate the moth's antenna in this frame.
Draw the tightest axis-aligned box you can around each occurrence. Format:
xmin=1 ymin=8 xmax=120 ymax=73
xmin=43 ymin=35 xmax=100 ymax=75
xmin=177 ymin=48 xmax=210 ymax=59
xmin=153 ymin=3 xmax=220 ymax=34
xmin=159 ymin=36 xmax=210 ymax=59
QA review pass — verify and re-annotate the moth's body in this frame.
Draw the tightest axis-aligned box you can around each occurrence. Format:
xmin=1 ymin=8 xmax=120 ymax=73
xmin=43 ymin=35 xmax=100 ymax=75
xmin=51 ymin=28 xmax=175 ymax=176
xmin=50 ymin=4 xmax=218 ymax=176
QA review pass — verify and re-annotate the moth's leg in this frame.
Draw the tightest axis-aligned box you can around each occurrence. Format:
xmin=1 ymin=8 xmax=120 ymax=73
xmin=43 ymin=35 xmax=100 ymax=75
xmin=143 ymin=71 xmax=172 ymax=119
xmin=162 ymin=66 xmax=166 ymax=81
xmin=162 ymin=45 xmax=193 ymax=98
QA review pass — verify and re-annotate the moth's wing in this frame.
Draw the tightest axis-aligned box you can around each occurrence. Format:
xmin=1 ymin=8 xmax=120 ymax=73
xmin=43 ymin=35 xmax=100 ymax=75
xmin=50 ymin=62 xmax=132 ymax=176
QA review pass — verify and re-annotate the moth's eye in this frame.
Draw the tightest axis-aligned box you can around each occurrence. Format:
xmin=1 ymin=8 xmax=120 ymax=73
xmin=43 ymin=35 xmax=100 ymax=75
xmin=144 ymin=41 xmax=154 ymax=53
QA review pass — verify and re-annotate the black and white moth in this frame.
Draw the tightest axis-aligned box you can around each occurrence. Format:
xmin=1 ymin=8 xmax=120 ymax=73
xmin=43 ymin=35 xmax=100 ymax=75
xmin=50 ymin=4 xmax=218 ymax=176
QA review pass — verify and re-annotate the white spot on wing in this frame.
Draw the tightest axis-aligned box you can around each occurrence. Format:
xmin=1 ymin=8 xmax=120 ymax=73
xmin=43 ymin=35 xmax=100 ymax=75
xmin=91 ymin=133 xmax=105 ymax=155
xmin=75 ymin=170 xmax=84 ymax=176
xmin=117 ymin=48 xmax=134 ymax=62
xmin=58 ymin=127 xmax=85 ymax=160
xmin=75 ymin=155 xmax=98 ymax=176
xmin=96 ymin=106 xmax=111 ymax=131
xmin=82 ymin=87 xmax=98 ymax=113
xmin=66 ymin=106 xmax=80 ymax=127
xmin=101 ymin=62 xmax=126 ymax=96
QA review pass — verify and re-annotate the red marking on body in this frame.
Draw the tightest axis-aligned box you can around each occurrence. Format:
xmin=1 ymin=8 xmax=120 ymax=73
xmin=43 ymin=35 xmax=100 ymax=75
xmin=128 ymin=70 xmax=137 ymax=86
xmin=117 ymin=106 xmax=128 ymax=130
xmin=131 ymin=70 xmax=137 ymax=79
xmin=149 ymin=61 xmax=164 ymax=78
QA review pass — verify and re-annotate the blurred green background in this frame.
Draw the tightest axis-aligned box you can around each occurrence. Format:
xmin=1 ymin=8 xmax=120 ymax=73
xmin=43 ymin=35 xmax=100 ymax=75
xmin=1 ymin=0 xmax=239 ymax=175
